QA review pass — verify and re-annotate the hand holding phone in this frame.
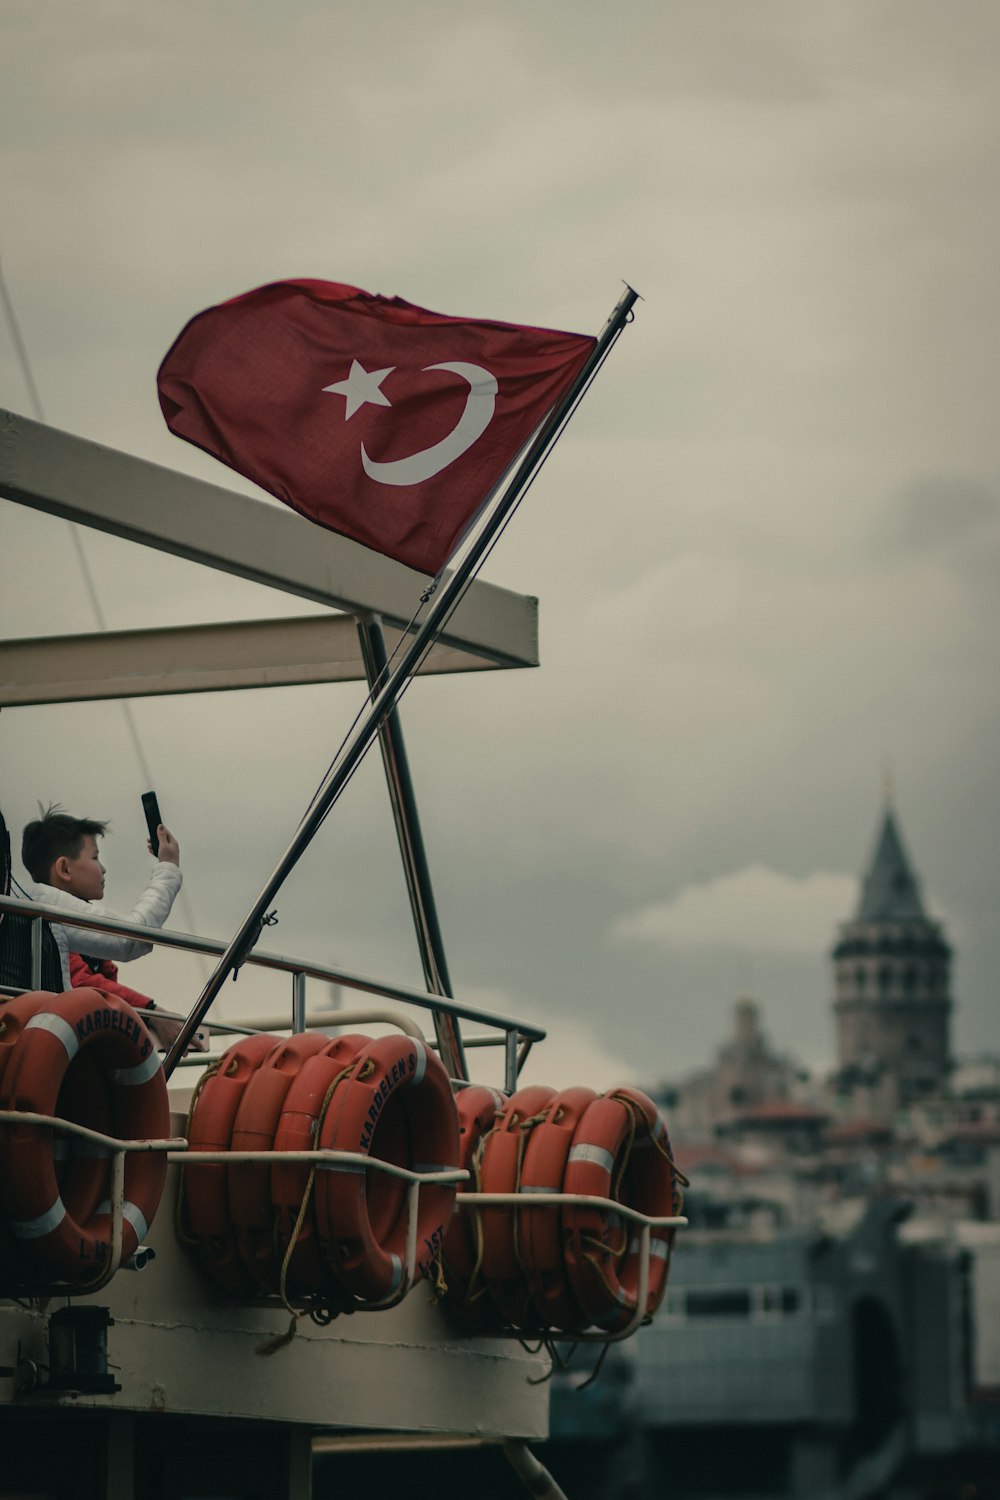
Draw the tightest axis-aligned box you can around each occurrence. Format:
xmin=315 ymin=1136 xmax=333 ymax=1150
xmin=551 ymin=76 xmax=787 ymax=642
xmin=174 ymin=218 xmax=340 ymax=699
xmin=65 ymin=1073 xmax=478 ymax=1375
xmin=141 ymin=792 xmax=163 ymax=857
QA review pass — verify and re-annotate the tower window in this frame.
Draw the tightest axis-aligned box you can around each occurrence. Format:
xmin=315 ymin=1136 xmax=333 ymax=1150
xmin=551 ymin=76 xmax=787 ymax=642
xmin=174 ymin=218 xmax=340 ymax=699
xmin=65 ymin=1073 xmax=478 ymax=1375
xmin=878 ymin=967 xmax=892 ymax=994
xmin=855 ymin=967 xmax=867 ymax=991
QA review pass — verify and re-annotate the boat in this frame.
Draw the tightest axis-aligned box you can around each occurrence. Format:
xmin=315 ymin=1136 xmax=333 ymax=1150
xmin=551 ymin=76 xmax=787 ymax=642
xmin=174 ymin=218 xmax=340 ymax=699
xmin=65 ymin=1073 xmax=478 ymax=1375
xmin=0 ymin=389 xmax=684 ymax=1498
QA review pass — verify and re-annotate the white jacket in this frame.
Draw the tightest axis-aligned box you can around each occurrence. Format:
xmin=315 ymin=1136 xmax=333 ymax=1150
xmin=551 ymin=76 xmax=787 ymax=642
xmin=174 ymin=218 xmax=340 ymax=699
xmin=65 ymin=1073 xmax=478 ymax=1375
xmin=29 ymin=862 xmax=183 ymax=990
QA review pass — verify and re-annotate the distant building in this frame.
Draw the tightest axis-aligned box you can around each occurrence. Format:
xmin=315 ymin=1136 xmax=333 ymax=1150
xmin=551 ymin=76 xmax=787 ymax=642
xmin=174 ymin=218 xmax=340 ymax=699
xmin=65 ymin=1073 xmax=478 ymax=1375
xmin=557 ymin=794 xmax=1000 ymax=1498
xmin=661 ymin=996 xmax=806 ymax=1142
xmin=831 ymin=800 xmax=952 ymax=1116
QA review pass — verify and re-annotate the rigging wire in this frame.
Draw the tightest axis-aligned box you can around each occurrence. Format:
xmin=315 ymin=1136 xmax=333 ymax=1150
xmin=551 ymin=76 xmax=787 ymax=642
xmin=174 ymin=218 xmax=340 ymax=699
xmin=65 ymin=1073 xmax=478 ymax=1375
xmin=0 ymin=249 xmax=208 ymax=974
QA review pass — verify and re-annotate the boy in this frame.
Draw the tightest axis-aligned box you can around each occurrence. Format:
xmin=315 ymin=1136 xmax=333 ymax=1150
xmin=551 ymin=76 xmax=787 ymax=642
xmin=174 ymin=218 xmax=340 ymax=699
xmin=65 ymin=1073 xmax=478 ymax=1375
xmin=20 ymin=805 xmax=202 ymax=1052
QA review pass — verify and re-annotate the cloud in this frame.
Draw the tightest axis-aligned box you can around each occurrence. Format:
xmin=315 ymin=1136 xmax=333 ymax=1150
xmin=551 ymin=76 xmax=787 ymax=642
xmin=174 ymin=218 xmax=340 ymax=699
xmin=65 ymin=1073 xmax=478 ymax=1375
xmin=612 ymin=865 xmax=859 ymax=955
xmin=876 ymin=476 xmax=1000 ymax=561
xmin=1 ymin=0 xmax=998 ymax=1079
xmin=482 ymin=996 xmax=642 ymax=1094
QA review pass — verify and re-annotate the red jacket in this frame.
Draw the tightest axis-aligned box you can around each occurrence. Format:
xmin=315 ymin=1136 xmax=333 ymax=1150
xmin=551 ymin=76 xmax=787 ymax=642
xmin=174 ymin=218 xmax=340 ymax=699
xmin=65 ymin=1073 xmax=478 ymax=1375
xmin=68 ymin=951 xmax=154 ymax=1011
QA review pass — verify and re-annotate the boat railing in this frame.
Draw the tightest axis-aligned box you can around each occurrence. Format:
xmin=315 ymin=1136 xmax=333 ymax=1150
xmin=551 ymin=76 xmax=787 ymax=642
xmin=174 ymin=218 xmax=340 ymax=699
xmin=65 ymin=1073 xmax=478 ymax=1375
xmin=450 ymin=1194 xmax=686 ymax=1344
xmin=0 ymin=893 xmax=545 ymax=1090
xmin=0 ymin=1105 xmax=467 ymax=1306
xmin=0 ymin=1103 xmax=685 ymax=1341
xmin=0 ymin=894 xmax=686 ymax=1339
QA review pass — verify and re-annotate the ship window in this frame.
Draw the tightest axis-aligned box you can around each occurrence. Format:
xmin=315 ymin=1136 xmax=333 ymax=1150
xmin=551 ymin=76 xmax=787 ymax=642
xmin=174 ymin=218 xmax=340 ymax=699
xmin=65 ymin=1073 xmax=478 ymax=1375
xmin=855 ymin=967 xmax=867 ymax=991
xmin=685 ymin=1288 xmax=752 ymax=1319
xmin=903 ymin=967 xmax=917 ymax=992
xmin=878 ymin=966 xmax=892 ymax=993
xmin=762 ymin=1285 xmax=802 ymax=1315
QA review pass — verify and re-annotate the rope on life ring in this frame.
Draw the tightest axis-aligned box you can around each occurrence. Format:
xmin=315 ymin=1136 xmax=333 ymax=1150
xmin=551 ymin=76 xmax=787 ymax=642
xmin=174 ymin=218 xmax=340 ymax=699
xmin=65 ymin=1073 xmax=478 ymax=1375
xmin=270 ymin=1032 xmax=372 ymax=1303
xmin=227 ymin=1031 xmax=332 ymax=1294
xmin=517 ymin=1084 xmax=598 ymax=1333
xmin=182 ymin=1031 xmax=279 ymax=1294
xmin=476 ymin=1085 xmax=556 ymax=1285
xmin=562 ymin=1086 xmax=681 ymax=1331
xmin=314 ymin=1034 xmax=460 ymax=1302
xmin=0 ymin=988 xmax=169 ymax=1281
xmin=440 ymin=1084 xmax=504 ymax=1283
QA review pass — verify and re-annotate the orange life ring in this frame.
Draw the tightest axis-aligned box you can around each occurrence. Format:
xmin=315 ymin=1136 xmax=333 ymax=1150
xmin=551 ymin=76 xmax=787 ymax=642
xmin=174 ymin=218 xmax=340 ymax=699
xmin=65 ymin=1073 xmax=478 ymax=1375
xmin=440 ymin=1084 xmax=504 ymax=1282
xmin=476 ymin=1084 xmax=556 ymax=1283
xmin=269 ymin=1032 xmax=372 ymax=1299
xmin=562 ymin=1086 xmax=679 ymax=1331
xmin=314 ymin=1034 xmax=460 ymax=1302
xmin=0 ymin=991 xmax=53 ymax=1088
xmin=518 ymin=1084 xmax=598 ymax=1332
xmin=183 ymin=1031 xmax=279 ymax=1294
xmin=227 ymin=1031 xmax=332 ymax=1293
xmin=0 ymin=988 xmax=169 ymax=1280
xmin=0 ymin=993 xmax=112 ymax=1285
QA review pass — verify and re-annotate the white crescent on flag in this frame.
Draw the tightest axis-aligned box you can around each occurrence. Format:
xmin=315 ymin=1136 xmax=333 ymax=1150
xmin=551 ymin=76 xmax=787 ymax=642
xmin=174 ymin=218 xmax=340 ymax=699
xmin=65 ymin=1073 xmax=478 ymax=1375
xmin=323 ymin=359 xmax=498 ymax=487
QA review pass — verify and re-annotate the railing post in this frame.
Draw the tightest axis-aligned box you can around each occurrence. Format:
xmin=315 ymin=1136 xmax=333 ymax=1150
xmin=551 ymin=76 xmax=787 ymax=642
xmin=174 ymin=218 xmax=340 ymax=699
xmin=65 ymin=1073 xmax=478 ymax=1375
xmin=505 ymin=1031 xmax=519 ymax=1095
xmin=291 ymin=972 xmax=307 ymax=1034
xmin=30 ymin=916 xmax=42 ymax=988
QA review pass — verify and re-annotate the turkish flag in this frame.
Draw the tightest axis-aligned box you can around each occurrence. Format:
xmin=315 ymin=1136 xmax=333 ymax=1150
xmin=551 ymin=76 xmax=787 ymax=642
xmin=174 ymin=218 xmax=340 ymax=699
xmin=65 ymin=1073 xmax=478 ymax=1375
xmin=157 ymin=279 xmax=596 ymax=575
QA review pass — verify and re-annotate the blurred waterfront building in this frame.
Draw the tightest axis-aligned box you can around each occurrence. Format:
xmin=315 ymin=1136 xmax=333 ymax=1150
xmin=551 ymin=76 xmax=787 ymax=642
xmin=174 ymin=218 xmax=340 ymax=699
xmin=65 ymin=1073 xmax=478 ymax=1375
xmin=546 ymin=796 xmax=1000 ymax=1497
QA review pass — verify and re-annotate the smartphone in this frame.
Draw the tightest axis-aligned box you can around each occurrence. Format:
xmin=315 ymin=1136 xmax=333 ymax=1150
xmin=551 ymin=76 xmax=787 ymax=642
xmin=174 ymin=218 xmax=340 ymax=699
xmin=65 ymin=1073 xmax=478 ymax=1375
xmin=141 ymin=792 xmax=163 ymax=856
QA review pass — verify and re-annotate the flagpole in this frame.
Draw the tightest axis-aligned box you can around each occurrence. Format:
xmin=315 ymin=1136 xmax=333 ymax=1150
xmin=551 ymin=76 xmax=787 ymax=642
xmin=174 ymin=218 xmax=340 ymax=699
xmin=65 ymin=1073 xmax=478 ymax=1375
xmin=357 ymin=610 xmax=466 ymax=1080
xmin=163 ymin=284 xmax=638 ymax=1078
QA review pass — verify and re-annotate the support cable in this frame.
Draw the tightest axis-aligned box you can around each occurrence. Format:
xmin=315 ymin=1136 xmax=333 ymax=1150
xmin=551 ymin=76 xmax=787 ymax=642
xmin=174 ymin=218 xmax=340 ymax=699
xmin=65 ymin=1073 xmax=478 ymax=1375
xmin=0 ymin=249 xmax=207 ymax=974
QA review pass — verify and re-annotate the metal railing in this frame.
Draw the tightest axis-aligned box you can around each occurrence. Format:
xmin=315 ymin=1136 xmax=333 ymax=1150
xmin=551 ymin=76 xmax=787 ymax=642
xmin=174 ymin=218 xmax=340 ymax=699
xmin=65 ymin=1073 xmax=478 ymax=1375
xmin=0 ymin=1103 xmax=685 ymax=1339
xmin=452 ymin=1194 xmax=686 ymax=1343
xmin=0 ymin=893 xmax=545 ymax=1091
xmin=0 ymin=894 xmax=686 ymax=1341
xmin=0 ymin=1106 xmax=466 ymax=1306
xmin=0 ymin=1110 xmax=186 ymax=1296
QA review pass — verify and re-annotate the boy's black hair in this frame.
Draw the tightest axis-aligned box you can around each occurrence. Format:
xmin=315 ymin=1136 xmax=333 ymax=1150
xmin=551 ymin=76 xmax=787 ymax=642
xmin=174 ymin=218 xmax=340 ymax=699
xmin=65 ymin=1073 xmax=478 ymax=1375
xmin=21 ymin=805 xmax=108 ymax=883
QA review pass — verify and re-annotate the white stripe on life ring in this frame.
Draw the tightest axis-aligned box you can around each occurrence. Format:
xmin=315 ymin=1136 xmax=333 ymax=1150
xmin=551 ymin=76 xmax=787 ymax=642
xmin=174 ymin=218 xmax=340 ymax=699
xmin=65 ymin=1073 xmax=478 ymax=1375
xmin=628 ymin=1235 xmax=671 ymax=1261
xmin=387 ymin=1253 xmax=403 ymax=1294
xmin=96 ymin=1200 xmax=150 ymax=1244
xmin=568 ymin=1143 xmax=615 ymax=1174
xmin=411 ymin=1040 xmax=427 ymax=1087
xmin=25 ymin=1011 xmax=80 ymax=1060
xmin=520 ymin=1183 xmax=560 ymax=1194
xmin=11 ymin=1196 xmax=67 ymax=1240
xmin=113 ymin=1050 xmax=162 ymax=1086
xmin=122 ymin=1201 xmax=149 ymax=1244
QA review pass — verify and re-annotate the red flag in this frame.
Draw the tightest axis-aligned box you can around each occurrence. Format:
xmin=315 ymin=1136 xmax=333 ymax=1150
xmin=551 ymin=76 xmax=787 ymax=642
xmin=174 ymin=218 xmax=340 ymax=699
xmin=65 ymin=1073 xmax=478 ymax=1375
xmin=157 ymin=279 xmax=596 ymax=575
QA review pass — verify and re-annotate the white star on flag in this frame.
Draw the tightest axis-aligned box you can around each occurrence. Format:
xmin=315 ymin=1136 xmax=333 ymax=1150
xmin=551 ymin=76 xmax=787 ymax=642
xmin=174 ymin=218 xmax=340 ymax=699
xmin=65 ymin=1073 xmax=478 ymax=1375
xmin=322 ymin=359 xmax=394 ymax=420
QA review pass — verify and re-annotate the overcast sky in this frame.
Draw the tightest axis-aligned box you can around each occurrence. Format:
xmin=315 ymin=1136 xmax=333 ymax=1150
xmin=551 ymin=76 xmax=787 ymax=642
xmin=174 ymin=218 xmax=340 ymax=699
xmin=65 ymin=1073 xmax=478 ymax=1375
xmin=1 ymin=0 xmax=998 ymax=1092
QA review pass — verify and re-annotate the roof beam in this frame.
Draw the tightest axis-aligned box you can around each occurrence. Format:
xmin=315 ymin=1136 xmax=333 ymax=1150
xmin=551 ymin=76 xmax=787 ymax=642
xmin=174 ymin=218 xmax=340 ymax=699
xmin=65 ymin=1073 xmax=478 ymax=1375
xmin=0 ymin=614 xmax=503 ymax=707
xmin=0 ymin=408 xmax=539 ymax=669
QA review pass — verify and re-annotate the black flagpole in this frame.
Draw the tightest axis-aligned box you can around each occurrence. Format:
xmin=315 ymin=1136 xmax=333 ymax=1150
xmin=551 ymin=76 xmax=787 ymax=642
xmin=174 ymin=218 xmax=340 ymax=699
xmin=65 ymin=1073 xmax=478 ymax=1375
xmin=357 ymin=610 xmax=466 ymax=1080
xmin=163 ymin=284 xmax=639 ymax=1078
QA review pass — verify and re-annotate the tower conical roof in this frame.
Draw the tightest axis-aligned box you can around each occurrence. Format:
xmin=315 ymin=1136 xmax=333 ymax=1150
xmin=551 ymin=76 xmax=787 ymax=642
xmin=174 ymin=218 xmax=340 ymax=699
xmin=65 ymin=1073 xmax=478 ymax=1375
xmin=856 ymin=807 xmax=926 ymax=921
